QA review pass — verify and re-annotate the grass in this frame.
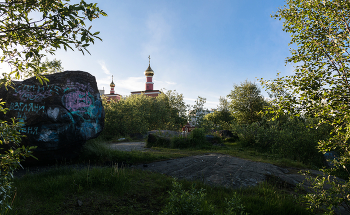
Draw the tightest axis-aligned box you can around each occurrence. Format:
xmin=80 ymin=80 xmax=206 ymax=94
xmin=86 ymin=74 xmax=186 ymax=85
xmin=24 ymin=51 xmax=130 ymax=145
xmin=8 ymin=165 xmax=311 ymax=215
xmin=79 ymin=137 xmax=192 ymax=165
xmin=5 ymin=136 xmax=317 ymax=214
xmin=84 ymin=136 xmax=311 ymax=170
xmin=9 ymin=166 xmax=172 ymax=215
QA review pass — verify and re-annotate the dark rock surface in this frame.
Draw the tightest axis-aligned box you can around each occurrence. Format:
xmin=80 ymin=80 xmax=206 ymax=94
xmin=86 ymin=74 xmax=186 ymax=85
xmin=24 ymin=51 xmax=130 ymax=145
xmin=0 ymin=71 xmax=105 ymax=162
xmin=134 ymin=153 xmax=322 ymax=190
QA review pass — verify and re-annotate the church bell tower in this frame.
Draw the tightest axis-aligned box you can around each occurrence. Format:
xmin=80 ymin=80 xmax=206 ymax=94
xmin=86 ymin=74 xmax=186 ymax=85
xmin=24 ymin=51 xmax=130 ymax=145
xmin=145 ymin=55 xmax=154 ymax=91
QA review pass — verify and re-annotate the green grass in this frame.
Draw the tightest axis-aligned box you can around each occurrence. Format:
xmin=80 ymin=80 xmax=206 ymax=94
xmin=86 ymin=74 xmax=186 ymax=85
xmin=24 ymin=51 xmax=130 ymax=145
xmin=84 ymin=136 xmax=312 ymax=169
xmin=5 ymin=136 xmax=317 ymax=214
xmin=79 ymin=137 xmax=192 ymax=165
xmin=8 ymin=165 xmax=311 ymax=215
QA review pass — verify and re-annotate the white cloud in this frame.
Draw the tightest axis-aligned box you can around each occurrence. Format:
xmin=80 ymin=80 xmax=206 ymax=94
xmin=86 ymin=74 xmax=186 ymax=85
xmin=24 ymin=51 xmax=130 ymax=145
xmin=165 ymin=81 xmax=176 ymax=85
xmin=117 ymin=77 xmax=144 ymax=91
xmin=98 ymin=60 xmax=111 ymax=75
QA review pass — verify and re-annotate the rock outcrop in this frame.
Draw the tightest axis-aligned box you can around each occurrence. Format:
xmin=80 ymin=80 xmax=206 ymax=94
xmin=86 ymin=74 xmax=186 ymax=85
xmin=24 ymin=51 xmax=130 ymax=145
xmin=0 ymin=71 xmax=105 ymax=162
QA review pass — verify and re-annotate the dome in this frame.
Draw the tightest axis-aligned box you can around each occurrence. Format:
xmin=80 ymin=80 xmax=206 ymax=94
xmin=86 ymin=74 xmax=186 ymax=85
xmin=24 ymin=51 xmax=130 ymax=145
xmin=110 ymin=81 xmax=115 ymax=87
xmin=110 ymin=75 xmax=115 ymax=87
xmin=144 ymin=65 xmax=154 ymax=76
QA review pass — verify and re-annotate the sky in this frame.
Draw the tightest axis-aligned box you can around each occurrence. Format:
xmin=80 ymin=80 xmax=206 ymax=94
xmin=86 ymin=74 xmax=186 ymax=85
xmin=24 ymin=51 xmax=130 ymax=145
xmin=30 ymin=0 xmax=297 ymax=109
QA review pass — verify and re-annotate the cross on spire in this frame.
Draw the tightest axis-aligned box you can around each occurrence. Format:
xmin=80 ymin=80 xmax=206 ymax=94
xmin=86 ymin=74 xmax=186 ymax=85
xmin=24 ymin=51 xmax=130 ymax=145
xmin=148 ymin=55 xmax=151 ymax=65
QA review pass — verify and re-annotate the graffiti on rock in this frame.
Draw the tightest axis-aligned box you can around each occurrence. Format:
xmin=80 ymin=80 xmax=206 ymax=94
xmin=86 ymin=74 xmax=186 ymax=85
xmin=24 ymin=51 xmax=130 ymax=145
xmin=64 ymin=80 xmax=94 ymax=93
xmin=10 ymin=102 xmax=45 ymax=113
xmin=62 ymin=91 xmax=94 ymax=112
xmin=7 ymin=78 xmax=103 ymax=145
xmin=13 ymin=84 xmax=61 ymax=102
xmin=47 ymin=107 xmax=60 ymax=121
xmin=38 ymin=129 xmax=58 ymax=142
xmin=21 ymin=126 xmax=39 ymax=135
xmin=17 ymin=112 xmax=27 ymax=120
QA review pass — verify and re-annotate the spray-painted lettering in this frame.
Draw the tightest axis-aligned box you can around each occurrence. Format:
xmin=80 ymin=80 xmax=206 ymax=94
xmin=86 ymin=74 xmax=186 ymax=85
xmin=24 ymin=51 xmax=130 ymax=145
xmin=13 ymin=85 xmax=61 ymax=102
xmin=63 ymin=91 xmax=93 ymax=112
xmin=17 ymin=112 xmax=27 ymax=120
xmin=21 ymin=126 xmax=38 ymax=135
xmin=64 ymin=80 xmax=94 ymax=92
xmin=9 ymin=102 xmax=45 ymax=113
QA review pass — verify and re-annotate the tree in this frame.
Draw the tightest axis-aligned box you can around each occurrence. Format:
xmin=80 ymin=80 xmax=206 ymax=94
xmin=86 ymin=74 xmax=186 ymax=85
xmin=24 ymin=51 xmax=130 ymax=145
xmin=161 ymin=89 xmax=188 ymax=129
xmin=102 ymin=92 xmax=188 ymax=137
xmin=260 ymin=0 xmax=350 ymax=213
xmin=23 ymin=58 xmax=64 ymax=79
xmin=227 ymin=80 xmax=265 ymax=124
xmin=0 ymin=0 xmax=106 ymax=86
xmin=203 ymin=97 xmax=234 ymax=130
xmin=0 ymin=0 xmax=106 ymax=212
xmin=189 ymin=96 xmax=208 ymax=127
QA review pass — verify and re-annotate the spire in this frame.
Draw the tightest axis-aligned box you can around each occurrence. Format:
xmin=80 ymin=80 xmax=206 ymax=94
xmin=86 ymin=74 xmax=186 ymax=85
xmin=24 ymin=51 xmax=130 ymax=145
xmin=145 ymin=55 xmax=154 ymax=76
xmin=110 ymin=75 xmax=115 ymax=87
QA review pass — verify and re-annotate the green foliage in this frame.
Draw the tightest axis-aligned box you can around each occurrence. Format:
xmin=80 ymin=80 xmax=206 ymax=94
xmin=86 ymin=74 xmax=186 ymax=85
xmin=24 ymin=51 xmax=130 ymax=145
xmin=299 ymin=171 xmax=350 ymax=214
xmin=9 ymin=162 xmax=311 ymax=214
xmin=146 ymin=134 xmax=172 ymax=148
xmin=259 ymin=0 xmax=350 ymax=212
xmin=0 ymin=1 xmax=106 ymax=212
xmin=160 ymin=180 xmax=216 ymax=215
xmin=162 ymin=89 xmax=189 ymax=127
xmin=0 ymin=103 xmax=36 ymax=213
xmin=232 ymin=117 xmax=329 ymax=167
xmin=203 ymin=96 xmax=235 ymax=131
xmin=188 ymin=128 xmax=207 ymax=147
xmin=0 ymin=0 xmax=107 ymax=86
xmin=171 ymin=136 xmax=189 ymax=149
xmin=160 ymin=180 xmax=248 ymax=215
xmin=103 ymin=92 xmax=187 ymax=137
xmin=146 ymin=128 xmax=210 ymax=149
xmin=172 ymin=128 xmax=210 ymax=149
xmin=224 ymin=193 xmax=249 ymax=215
xmin=203 ymin=110 xmax=234 ymax=131
xmin=22 ymin=58 xmax=64 ymax=79
xmin=189 ymin=96 xmax=208 ymax=128
xmin=227 ymin=80 xmax=266 ymax=125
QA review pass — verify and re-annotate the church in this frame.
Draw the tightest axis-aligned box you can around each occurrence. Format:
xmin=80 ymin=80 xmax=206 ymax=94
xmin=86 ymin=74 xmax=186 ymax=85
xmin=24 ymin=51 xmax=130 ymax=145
xmin=103 ymin=55 xmax=161 ymax=101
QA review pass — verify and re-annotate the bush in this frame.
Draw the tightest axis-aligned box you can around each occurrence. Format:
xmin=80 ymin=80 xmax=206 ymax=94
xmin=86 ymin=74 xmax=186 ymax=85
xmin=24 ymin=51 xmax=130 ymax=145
xmin=232 ymin=117 xmax=330 ymax=167
xmin=146 ymin=128 xmax=211 ymax=149
xmin=146 ymin=134 xmax=171 ymax=148
xmin=160 ymin=180 xmax=248 ymax=215
xmin=160 ymin=180 xmax=216 ymax=215
xmin=171 ymin=136 xmax=188 ymax=149
xmin=188 ymin=128 xmax=207 ymax=147
xmin=102 ymin=93 xmax=187 ymax=138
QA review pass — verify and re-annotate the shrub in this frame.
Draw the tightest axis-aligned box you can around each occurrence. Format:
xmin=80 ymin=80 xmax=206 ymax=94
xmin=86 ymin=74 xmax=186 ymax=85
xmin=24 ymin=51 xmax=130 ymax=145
xmin=171 ymin=136 xmax=188 ymax=149
xmin=146 ymin=128 xmax=211 ymax=149
xmin=160 ymin=180 xmax=248 ymax=215
xmin=102 ymin=92 xmax=187 ymax=138
xmin=232 ymin=117 xmax=330 ymax=167
xmin=160 ymin=180 xmax=216 ymax=215
xmin=188 ymin=128 xmax=208 ymax=147
xmin=146 ymin=134 xmax=171 ymax=148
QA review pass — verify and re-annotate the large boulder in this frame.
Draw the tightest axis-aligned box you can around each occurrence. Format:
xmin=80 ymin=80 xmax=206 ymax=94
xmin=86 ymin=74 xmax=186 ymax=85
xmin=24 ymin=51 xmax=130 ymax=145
xmin=0 ymin=71 xmax=105 ymax=162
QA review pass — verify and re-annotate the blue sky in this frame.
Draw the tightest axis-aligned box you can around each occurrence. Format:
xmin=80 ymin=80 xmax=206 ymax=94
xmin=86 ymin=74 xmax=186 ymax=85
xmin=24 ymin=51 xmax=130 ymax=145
xmin=52 ymin=0 xmax=295 ymax=109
